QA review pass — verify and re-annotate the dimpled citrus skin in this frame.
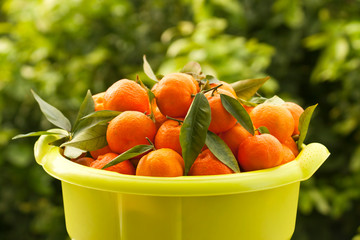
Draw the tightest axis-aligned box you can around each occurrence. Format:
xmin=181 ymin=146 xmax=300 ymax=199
xmin=205 ymin=89 xmax=237 ymax=134
xmin=250 ymin=103 xmax=294 ymax=143
xmin=92 ymin=92 xmax=106 ymax=111
xmin=72 ymin=157 xmax=94 ymax=167
xmin=136 ymin=148 xmax=184 ymax=177
xmin=106 ymin=111 xmax=156 ymax=154
xmin=188 ymin=149 xmax=234 ymax=176
xmin=104 ymin=79 xmax=150 ymax=113
xmin=90 ymin=145 xmax=112 ymax=159
xmin=281 ymin=102 xmax=304 ymax=136
xmin=153 ymin=73 xmax=198 ymax=118
xmin=218 ymin=123 xmax=252 ymax=156
xmin=283 ymin=136 xmax=299 ymax=157
xmin=154 ymin=119 xmax=183 ymax=155
xmin=210 ymin=81 xmax=236 ymax=97
xmin=281 ymin=144 xmax=296 ymax=164
xmin=237 ymin=134 xmax=283 ymax=171
xmin=90 ymin=153 xmax=135 ymax=175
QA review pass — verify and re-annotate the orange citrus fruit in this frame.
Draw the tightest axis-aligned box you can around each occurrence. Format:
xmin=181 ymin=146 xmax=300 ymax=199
xmin=90 ymin=153 xmax=135 ymax=175
xmin=218 ymin=123 xmax=252 ymax=156
xmin=154 ymin=118 xmax=183 ymax=155
xmin=237 ymin=133 xmax=283 ymax=171
xmin=281 ymin=144 xmax=295 ymax=164
xmin=72 ymin=157 xmax=94 ymax=167
xmin=281 ymin=102 xmax=304 ymax=136
xmin=205 ymin=89 xmax=237 ymax=134
xmin=92 ymin=92 xmax=105 ymax=111
xmin=250 ymin=103 xmax=294 ymax=143
xmin=136 ymin=148 xmax=184 ymax=177
xmin=104 ymin=79 xmax=150 ymax=113
xmin=209 ymin=81 xmax=236 ymax=97
xmin=106 ymin=111 xmax=156 ymax=154
xmin=153 ymin=73 xmax=198 ymax=118
xmin=188 ymin=149 xmax=234 ymax=176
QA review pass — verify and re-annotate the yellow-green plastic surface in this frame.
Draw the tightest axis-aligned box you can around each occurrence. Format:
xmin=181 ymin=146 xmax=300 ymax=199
xmin=34 ymin=131 xmax=330 ymax=240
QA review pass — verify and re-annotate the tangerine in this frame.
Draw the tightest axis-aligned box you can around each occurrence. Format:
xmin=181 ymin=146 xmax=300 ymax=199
xmin=205 ymin=89 xmax=237 ymax=134
xmin=136 ymin=148 xmax=184 ymax=177
xmin=90 ymin=153 xmax=135 ymax=175
xmin=106 ymin=111 xmax=156 ymax=154
xmin=250 ymin=103 xmax=294 ymax=143
xmin=154 ymin=118 xmax=183 ymax=155
xmin=153 ymin=73 xmax=198 ymax=118
xmin=237 ymin=133 xmax=283 ymax=171
xmin=104 ymin=79 xmax=150 ymax=113
xmin=188 ymin=149 xmax=234 ymax=176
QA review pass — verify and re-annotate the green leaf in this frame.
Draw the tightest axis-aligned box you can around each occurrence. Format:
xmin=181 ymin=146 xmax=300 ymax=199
xmin=297 ymin=104 xmax=318 ymax=149
xmin=231 ymin=76 xmax=270 ymax=100
xmin=180 ymin=61 xmax=202 ymax=75
xmin=31 ymin=90 xmax=72 ymax=132
xmin=102 ymin=144 xmax=153 ymax=169
xmin=264 ymin=95 xmax=285 ymax=105
xmin=75 ymin=110 xmax=120 ymax=135
xmin=12 ymin=131 xmax=65 ymax=140
xmin=205 ymin=75 xmax=220 ymax=84
xmin=220 ymin=94 xmax=255 ymax=135
xmin=257 ymin=126 xmax=270 ymax=134
xmin=205 ymin=131 xmax=240 ymax=173
xmin=63 ymin=146 xmax=87 ymax=159
xmin=48 ymin=136 xmax=70 ymax=147
xmin=61 ymin=124 xmax=108 ymax=152
xmin=143 ymin=55 xmax=159 ymax=82
xmin=73 ymin=90 xmax=95 ymax=132
xmin=180 ymin=93 xmax=211 ymax=175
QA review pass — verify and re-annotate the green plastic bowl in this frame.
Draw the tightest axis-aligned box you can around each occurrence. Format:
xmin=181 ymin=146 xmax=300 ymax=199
xmin=34 ymin=132 xmax=330 ymax=240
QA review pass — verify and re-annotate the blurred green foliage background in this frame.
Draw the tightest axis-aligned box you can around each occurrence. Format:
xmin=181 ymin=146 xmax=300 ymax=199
xmin=1 ymin=0 xmax=360 ymax=239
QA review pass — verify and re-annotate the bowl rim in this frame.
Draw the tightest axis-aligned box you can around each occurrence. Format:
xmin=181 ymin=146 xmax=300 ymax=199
xmin=34 ymin=132 xmax=330 ymax=197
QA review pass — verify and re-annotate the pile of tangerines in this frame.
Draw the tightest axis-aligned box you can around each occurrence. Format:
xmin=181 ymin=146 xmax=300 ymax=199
xmin=72 ymin=70 xmax=305 ymax=177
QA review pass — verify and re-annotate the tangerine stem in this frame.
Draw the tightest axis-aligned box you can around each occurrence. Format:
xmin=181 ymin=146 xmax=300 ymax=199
xmin=145 ymin=137 xmax=156 ymax=151
xmin=166 ymin=116 xmax=184 ymax=125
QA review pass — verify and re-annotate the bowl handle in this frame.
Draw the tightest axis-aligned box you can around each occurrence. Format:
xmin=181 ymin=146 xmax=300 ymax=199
xmin=296 ymin=143 xmax=330 ymax=181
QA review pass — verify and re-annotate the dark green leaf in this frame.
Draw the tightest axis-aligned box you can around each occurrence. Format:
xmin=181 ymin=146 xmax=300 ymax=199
xmin=12 ymin=131 xmax=65 ymax=140
xmin=48 ymin=136 xmax=70 ymax=147
xmin=180 ymin=93 xmax=211 ymax=175
xmin=31 ymin=90 xmax=72 ymax=131
xmin=205 ymin=131 xmax=240 ymax=173
xmin=297 ymin=104 xmax=318 ymax=149
xmin=61 ymin=124 xmax=108 ymax=151
xmin=73 ymin=90 xmax=95 ymax=132
xmin=102 ymin=144 xmax=153 ymax=169
xmin=257 ymin=126 xmax=270 ymax=134
xmin=143 ymin=55 xmax=158 ymax=82
xmin=220 ymin=94 xmax=255 ymax=135
xmin=181 ymin=61 xmax=202 ymax=75
xmin=231 ymin=76 xmax=270 ymax=100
